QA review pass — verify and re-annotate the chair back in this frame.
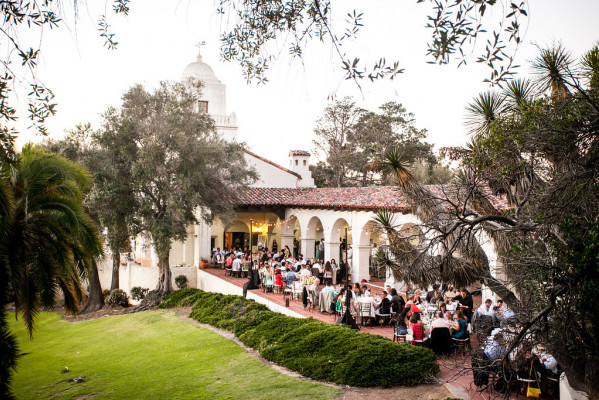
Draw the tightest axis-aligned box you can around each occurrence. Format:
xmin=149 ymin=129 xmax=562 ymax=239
xmin=430 ymin=327 xmax=452 ymax=355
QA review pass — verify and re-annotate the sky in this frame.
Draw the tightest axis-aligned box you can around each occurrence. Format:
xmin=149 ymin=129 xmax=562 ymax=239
xmin=12 ymin=0 xmax=599 ymax=167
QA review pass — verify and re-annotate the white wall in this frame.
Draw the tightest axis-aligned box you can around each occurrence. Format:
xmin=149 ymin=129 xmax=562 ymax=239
xmin=246 ymin=153 xmax=299 ymax=188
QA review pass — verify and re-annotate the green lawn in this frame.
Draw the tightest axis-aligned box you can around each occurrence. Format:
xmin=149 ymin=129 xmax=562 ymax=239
xmin=9 ymin=310 xmax=340 ymax=399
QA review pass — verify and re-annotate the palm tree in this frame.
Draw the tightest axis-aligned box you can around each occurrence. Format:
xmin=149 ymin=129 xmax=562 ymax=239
xmin=0 ymin=146 xmax=102 ymax=398
xmin=581 ymin=44 xmax=599 ymax=89
xmin=532 ymin=43 xmax=573 ymax=98
xmin=465 ymin=91 xmax=505 ymax=136
xmin=502 ymin=78 xmax=534 ymax=112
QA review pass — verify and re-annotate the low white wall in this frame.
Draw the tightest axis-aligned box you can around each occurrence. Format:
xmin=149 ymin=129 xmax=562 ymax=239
xmin=196 ymin=269 xmax=305 ymax=319
xmin=97 ymin=258 xmax=197 ymax=295
xmin=560 ymin=374 xmax=589 ymax=400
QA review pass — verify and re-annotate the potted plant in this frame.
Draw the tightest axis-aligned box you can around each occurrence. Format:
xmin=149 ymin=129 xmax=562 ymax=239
xmin=199 ymin=257 xmax=209 ymax=269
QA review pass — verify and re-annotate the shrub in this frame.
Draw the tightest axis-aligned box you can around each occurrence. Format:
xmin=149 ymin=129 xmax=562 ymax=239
xmin=130 ymin=286 xmax=149 ymax=301
xmin=160 ymin=290 xmax=438 ymax=387
xmin=105 ymin=289 xmax=129 ymax=307
xmin=159 ymin=288 xmax=201 ymax=309
xmin=102 ymin=289 xmax=110 ymax=301
xmin=175 ymin=275 xmax=188 ymax=289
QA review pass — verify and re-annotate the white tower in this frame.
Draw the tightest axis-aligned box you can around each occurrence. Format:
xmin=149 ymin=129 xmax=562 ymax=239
xmin=288 ymin=150 xmax=315 ymax=187
xmin=181 ymin=50 xmax=238 ymax=142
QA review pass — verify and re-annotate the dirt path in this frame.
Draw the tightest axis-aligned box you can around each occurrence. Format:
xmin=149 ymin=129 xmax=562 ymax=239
xmin=173 ymin=307 xmax=454 ymax=400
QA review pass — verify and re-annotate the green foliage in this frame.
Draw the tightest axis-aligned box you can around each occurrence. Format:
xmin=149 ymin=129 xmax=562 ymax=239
xmin=0 ymin=311 xmax=19 ymax=399
xmin=312 ymin=98 xmax=438 ymax=187
xmin=174 ymin=275 xmax=188 ymax=289
xmin=130 ymin=286 xmax=149 ymax=301
xmin=102 ymin=289 xmax=111 ymax=301
xmin=105 ymin=289 xmax=129 ymax=307
xmin=162 ymin=289 xmax=438 ymax=387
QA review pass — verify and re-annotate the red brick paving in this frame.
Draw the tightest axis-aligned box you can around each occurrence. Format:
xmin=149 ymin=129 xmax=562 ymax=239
xmin=202 ymin=267 xmax=513 ymax=399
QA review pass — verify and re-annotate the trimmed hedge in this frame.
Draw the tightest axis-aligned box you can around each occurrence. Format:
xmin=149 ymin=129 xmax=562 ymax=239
xmin=161 ymin=289 xmax=438 ymax=387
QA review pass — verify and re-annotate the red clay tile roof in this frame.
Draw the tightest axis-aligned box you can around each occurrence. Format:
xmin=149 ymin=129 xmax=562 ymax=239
xmin=235 ymin=185 xmax=510 ymax=212
xmin=289 ymin=150 xmax=311 ymax=156
xmin=244 ymin=150 xmax=301 ymax=178
xmin=238 ymin=186 xmax=508 ymax=211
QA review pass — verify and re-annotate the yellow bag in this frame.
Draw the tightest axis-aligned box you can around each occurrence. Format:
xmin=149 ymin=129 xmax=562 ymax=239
xmin=526 ymin=363 xmax=541 ymax=398
xmin=526 ymin=386 xmax=541 ymax=398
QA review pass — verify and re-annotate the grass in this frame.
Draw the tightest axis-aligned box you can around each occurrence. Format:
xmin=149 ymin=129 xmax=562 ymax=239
xmin=9 ymin=310 xmax=340 ymax=399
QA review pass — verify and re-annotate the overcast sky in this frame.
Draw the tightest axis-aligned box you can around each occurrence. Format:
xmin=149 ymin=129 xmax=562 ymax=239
xmin=13 ymin=0 xmax=599 ymax=166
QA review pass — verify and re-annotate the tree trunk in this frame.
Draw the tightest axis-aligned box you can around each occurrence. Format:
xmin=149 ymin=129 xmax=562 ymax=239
xmin=156 ymin=253 xmax=172 ymax=294
xmin=81 ymin=258 xmax=105 ymax=313
xmin=110 ymin=251 xmax=120 ymax=290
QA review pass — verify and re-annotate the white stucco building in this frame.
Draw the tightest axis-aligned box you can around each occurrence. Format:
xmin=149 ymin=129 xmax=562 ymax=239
xmin=100 ymin=52 xmax=508 ymax=298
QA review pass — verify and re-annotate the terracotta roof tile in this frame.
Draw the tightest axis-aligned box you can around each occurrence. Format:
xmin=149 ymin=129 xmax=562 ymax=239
xmin=235 ymin=185 xmax=510 ymax=212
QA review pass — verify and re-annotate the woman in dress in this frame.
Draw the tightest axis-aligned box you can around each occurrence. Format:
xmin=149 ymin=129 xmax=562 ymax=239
xmin=451 ymin=310 xmax=469 ymax=339
xmin=323 ymin=261 xmax=333 ymax=285
xmin=396 ymin=305 xmax=412 ymax=335
xmin=409 ymin=312 xmax=425 ymax=345
xmin=330 ymin=259 xmax=338 ymax=285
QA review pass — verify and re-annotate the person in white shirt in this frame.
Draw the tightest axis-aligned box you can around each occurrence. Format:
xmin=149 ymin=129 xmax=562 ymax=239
xmin=476 ymin=299 xmax=497 ymax=317
xmin=232 ymin=255 xmax=242 ymax=272
xmin=431 ymin=311 xmax=452 ymax=330
xmin=300 ymin=264 xmax=312 ymax=278
xmin=313 ymin=260 xmax=322 ymax=274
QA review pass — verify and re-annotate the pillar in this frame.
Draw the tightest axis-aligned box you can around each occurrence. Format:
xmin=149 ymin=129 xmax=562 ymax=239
xmin=280 ymin=234 xmax=295 ymax=256
xmin=193 ymin=223 xmax=201 ymax=268
xmin=198 ymin=219 xmax=212 ymax=264
xmin=353 ymin=244 xmax=371 ymax=283
xmin=300 ymin=238 xmax=316 ymax=260
xmin=324 ymin=241 xmax=341 ymax=263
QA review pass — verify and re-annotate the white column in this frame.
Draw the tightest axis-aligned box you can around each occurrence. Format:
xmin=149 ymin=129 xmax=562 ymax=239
xmin=300 ymin=238 xmax=315 ymax=260
xmin=280 ymin=234 xmax=295 ymax=255
xmin=353 ymin=245 xmax=371 ymax=283
xmin=324 ymin=241 xmax=341 ymax=263
xmin=198 ymin=220 xmax=212 ymax=263
xmin=193 ymin=224 xmax=201 ymax=268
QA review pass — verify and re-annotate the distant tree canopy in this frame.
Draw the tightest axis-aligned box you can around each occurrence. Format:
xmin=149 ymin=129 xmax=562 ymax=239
xmin=310 ymin=97 xmax=449 ymax=187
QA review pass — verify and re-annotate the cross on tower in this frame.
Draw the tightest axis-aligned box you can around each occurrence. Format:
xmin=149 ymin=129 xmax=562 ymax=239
xmin=195 ymin=40 xmax=206 ymax=57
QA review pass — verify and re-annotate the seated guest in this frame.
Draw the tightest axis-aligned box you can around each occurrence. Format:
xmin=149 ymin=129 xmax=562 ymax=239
xmin=409 ymin=312 xmax=425 ymax=344
xmin=300 ymin=264 xmax=312 ymax=278
xmin=405 ymin=294 xmax=421 ymax=313
xmin=396 ymin=305 xmax=412 ymax=335
xmin=322 ymin=281 xmax=335 ymax=296
xmin=444 ymin=286 xmax=457 ymax=302
xmin=430 ymin=290 xmax=443 ymax=304
xmin=322 ymin=261 xmax=333 ymax=284
xmin=484 ymin=333 xmax=506 ymax=361
xmin=285 ymin=268 xmax=296 ymax=286
xmin=413 ymin=289 xmax=423 ymax=305
xmin=274 ymin=268 xmax=284 ymax=288
xmin=389 ymin=288 xmax=405 ymax=313
xmin=438 ymin=301 xmax=447 ymax=314
xmin=476 ymin=299 xmax=497 ymax=318
xmin=361 ymin=285 xmax=370 ymax=296
xmin=375 ymin=291 xmax=391 ymax=316
xmin=232 ymin=255 xmax=242 ymax=273
xmin=426 ymin=284 xmax=440 ymax=302
xmin=431 ymin=311 xmax=452 ymax=330
xmin=451 ymin=310 xmax=469 ymax=339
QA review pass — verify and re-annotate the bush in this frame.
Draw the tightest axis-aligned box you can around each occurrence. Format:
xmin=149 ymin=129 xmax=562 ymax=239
xmin=102 ymin=289 xmax=110 ymax=301
xmin=161 ymin=289 xmax=439 ymax=387
xmin=105 ymin=289 xmax=129 ymax=307
xmin=175 ymin=275 xmax=188 ymax=289
xmin=130 ymin=286 xmax=149 ymax=301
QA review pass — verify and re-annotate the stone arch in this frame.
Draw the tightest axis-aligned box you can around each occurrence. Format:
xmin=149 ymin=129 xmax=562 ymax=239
xmin=357 ymin=220 xmax=378 ymax=247
xmin=329 ymin=217 xmax=352 ymax=245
